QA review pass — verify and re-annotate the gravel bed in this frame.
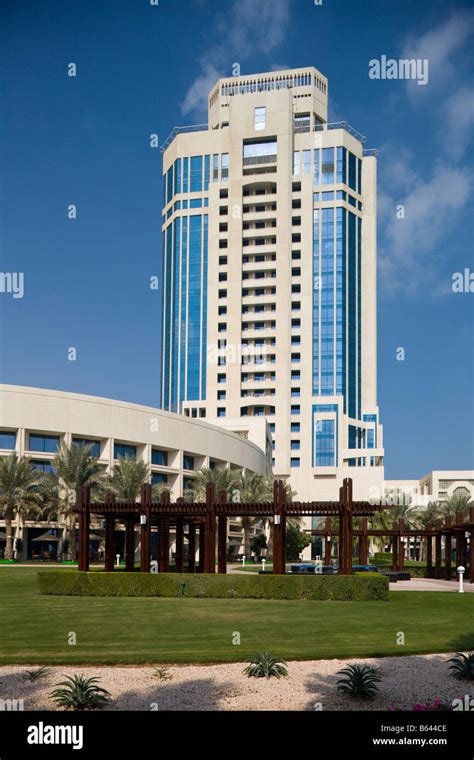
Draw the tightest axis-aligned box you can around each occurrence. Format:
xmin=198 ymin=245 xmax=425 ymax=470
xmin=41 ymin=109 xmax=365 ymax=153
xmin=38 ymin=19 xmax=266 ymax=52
xmin=0 ymin=653 xmax=470 ymax=711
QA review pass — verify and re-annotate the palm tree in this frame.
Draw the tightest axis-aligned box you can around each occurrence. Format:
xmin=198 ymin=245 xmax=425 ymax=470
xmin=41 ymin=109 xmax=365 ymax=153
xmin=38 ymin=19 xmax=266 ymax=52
xmin=235 ymin=472 xmax=273 ymax=558
xmin=0 ymin=454 xmax=42 ymax=560
xmin=442 ymin=493 xmax=472 ymax=520
xmin=411 ymin=501 xmax=443 ymax=561
xmin=371 ymin=499 xmax=418 ymax=553
xmin=107 ymin=456 xmax=150 ymax=501
xmin=51 ymin=443 xmax=105 ymax=559
xmin=233 ymin=474 xmax=298 ymax=560
xmin=188 ymin=466 xmax=239 ymax=501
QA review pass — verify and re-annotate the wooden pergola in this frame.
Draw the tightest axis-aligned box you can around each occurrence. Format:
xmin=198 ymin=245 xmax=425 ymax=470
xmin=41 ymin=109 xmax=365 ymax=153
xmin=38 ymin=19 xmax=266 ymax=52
xmin=75 ymin=477 xmax=392 ymax=575
xmin=310 ymin=506 xmax=474 ymax=582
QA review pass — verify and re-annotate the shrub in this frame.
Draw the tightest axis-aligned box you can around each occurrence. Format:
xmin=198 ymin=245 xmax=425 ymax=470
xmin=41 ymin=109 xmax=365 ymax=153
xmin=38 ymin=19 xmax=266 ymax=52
xmin=50 ymin=674 xmax=110 ymax=711
xmin=38 ymin=571 xmax=389 ymax=601
xmin=448 ymin=652 xmax=474 ymax=681
xmin=23 ymin=666 xmax=50 ymax=681
xmin=337 ymin=664 xmax=382 ymax=700
xmin=152 ymin=667 xmax=172 ymax=680
xmin=244 ymin=652 xmax=288 ymax=679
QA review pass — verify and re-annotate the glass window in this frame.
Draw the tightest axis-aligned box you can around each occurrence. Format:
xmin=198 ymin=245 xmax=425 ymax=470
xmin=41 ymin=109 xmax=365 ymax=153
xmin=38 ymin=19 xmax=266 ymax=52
xmin=72 ymin=438 xmax=100 ymax=458
xmin=290 ymin=458 xmax=300 ymax=468
xmin=114 ymin=443 xmax=136 ymax=460
xmin=30 ymin=460 xmax=55 ymax=474
xmin=221 ymin=153 xmax=229 ymax=181
xmin=254 ymin=107 xmax=266 ymax=130
xmin=29 ymin=434 xmax=59 ymax=453
xmin=151 ymin=449 xmax=168 ymax=466
xmin=212 ymin=154 xmax=219 ymax=182
xmin=190 ymin=156 xmax=203 ymax=192
xmin=322 ymin=148 xmax=335 ymax=184
xmin=336 ymin=147 xmax=346 ymax=184
xmin=151 ymin=473 xmax=168 ymax=485
xmin=293 ymin=151 xmax=300 ymax=176
xmin=183 ymin=454 xmax=195 ymax=470
xmin=0 ymin=431 xmax=16 ymax=449
xmin=315 ymin=419 xmax=335 ymax=466
xmin=302 ymin=150 xmax=311 ymax=175
xmin=348 ymin=152 xmax=356 ymax=191
xmin=313 ymin=149 xmax=320 ymax=185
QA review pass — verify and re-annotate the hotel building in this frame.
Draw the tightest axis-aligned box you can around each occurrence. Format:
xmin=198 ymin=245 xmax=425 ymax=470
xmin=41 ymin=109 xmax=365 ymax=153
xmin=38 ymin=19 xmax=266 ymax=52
xmin=160 ymin=66 xmax=384 ymax=501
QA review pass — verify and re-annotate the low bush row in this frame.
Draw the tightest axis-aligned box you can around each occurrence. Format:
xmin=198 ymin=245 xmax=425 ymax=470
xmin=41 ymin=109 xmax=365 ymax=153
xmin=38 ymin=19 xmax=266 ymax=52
xmin=38 ymin=571 xmax=389 ymax=601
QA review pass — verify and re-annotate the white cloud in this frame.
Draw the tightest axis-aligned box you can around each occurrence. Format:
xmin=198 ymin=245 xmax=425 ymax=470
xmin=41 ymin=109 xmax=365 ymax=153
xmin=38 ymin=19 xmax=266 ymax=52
xmin=379 ymin=160 xmax=471 ymax=294
xmin=181 ymin=0 xmax=291 ymax=118
xmin=401 ymin=9 xmax=474 ymax=95
xmin=181 ymin=64 xmax=221 ymax=122
xmin=442 ymin=86 xmax=474 ymax=161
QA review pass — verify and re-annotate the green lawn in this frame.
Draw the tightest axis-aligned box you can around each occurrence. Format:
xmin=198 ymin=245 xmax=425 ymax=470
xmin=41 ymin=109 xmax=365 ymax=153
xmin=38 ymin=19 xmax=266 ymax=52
xmin=0 ymin=567 xmax=472 ymax=665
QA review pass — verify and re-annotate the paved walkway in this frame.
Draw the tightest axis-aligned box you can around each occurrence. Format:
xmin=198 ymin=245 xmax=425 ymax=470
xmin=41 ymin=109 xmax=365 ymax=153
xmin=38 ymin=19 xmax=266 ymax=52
xmin=390 ymin=577 xmax=474 ymax=592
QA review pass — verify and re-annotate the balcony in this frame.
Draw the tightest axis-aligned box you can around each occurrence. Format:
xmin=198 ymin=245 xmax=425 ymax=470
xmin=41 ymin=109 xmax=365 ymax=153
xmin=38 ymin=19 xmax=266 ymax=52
xmin=314 ymin=121 xmax=367 ymax=144
xmin=243 ymin=154 xmax=277 ymax=167
xmin=160 ymin=124 xmax=207 ymax=153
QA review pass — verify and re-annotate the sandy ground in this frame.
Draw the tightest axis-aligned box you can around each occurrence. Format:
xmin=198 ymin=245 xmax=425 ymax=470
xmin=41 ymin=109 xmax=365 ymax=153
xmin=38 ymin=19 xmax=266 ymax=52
xmin=1 ymin=653 xmax=471 ymax=711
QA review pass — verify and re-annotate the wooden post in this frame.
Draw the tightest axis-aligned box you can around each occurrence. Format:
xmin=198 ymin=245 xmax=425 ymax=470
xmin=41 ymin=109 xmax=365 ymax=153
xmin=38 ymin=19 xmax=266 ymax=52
xmin=391 ymin=521 xmax=399 ymax=572
xmin=78 ymin=486 xmax=90 ymax=572
xmin=204 ymin=482 xmax=216 ymax=573
xmin=398 ymin=520 xmax=405 ymax=571
xmin=104 ymin=501 xmax=115 ymax=572
xmin=426 ymin=524 xmax=433 ymax=578
xmin=344 ymin=478 xmax=353 ymax=575
xmin=434 ymin=520 xmax=442 ymax=579
xmin=272 ymin=480 xmax=280 ymax=574
xmin=359 ymin=517 xmax=368 ymax=565
xmin=140 ymin=483 xmax=152 ymax=573
xmin=198 ymin=522 xmax=205 ymax=573
xmin=217 ymin=490 xmax=227 ymax=574
xmin=470 ymin=507 xmax=474 ymax=584
xmin=455 ymin=511 xmax=466 ymax=570
xmin=158 ymin=491 xmax=170 ymax=572
xmin=338 ymin=483 xmax=344 ymax=574
xmin=125 ymin=518 xmax=135 ymax=572
xmin=188 ymin=522 xmax=196 ymax=573
xmin=272 ymin=480 xmax=286 ymax=574
xmin=444 ymin=518 xmax=452 ymax=581
xmin=175 ymin=517 xmax=184 ymax=573
xmin=324 ymin=518 xmax=332 ymax=565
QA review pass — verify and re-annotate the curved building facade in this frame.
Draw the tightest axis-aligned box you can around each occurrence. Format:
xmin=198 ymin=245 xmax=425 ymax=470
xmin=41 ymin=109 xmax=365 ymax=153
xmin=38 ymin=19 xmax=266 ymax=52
xmin=0 ymin=385 xmax=271 ymax=560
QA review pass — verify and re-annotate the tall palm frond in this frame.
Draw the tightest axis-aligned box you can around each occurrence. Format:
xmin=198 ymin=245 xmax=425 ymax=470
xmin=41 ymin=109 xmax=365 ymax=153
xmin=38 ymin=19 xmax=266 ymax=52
xmin=0 ymin=454 xmax=43 ymax=559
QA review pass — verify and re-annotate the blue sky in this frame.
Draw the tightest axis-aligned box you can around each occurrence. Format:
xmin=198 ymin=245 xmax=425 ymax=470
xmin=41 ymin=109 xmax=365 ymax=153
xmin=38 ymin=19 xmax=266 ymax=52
xmin=0 ymin=0 xmax=473 ymax=478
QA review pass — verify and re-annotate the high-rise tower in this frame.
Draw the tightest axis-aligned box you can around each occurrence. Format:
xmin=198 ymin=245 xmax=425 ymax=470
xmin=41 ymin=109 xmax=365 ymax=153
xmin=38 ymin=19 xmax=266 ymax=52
xmin=161 ymin=67 xmax=384 ymax=502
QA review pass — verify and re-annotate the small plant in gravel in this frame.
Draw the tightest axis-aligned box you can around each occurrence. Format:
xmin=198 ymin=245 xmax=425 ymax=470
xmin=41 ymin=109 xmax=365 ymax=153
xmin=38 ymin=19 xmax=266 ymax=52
xmin=50 ymin=674 xmax=111 ymax=711
xmin=336 ymin=664 xmax=382 ymax=700
xmin=448 ymin=652 xmax=474 ymax=681
xmin=243 ymin=651 xmax=288 ymax=679
xmin=413 ymin=699 xmax=453 ymax=711
xmin=389 ymin=699 xmax=454 ymax=712
xmin=23 ymin=667 xmax=50 ymax=681
xmin=152 ymin=667 xmax=172 ymax=681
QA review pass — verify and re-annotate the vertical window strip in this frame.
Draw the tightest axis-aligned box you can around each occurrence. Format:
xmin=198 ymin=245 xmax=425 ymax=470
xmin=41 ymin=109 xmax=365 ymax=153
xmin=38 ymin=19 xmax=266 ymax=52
xmin=180 ymin=217 xmax=188 ymax=409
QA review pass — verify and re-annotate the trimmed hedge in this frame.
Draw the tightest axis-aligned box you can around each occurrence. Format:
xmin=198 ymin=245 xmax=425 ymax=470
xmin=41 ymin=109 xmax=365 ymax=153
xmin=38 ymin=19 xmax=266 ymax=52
xmin=38 ymin=571 xmax=389 ymax=601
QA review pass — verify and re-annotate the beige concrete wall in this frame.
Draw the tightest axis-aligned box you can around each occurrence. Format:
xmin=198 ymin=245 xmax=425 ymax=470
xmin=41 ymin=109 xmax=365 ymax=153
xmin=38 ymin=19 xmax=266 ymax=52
xmin=0 ymin=385 xmax=268 ymax=499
